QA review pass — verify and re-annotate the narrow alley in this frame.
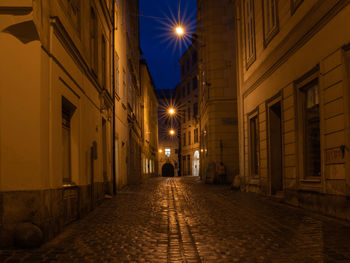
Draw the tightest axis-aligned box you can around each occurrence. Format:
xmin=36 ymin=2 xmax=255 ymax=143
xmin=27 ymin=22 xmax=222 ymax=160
xmin=2 ymin=177 xmax=350 ymax=263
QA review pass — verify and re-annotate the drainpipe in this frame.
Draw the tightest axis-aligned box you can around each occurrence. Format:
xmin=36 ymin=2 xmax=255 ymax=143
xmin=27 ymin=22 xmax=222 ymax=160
xmin=112 ymin=2 xmax=117 ymax=195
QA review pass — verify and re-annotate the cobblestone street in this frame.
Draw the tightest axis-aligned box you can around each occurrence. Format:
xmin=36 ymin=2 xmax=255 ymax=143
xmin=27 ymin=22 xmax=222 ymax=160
xmin=1 ymin=177 xmax=350 ymax=263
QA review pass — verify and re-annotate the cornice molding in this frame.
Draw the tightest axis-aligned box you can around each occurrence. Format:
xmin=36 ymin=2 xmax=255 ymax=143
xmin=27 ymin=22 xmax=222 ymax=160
xmin=98 ymin=0 xmax=113 ymax=30
xmin=242 ymin=0 xmax=350 ymax=99
xmin=50 ymin=16 xmax=102 ymax=93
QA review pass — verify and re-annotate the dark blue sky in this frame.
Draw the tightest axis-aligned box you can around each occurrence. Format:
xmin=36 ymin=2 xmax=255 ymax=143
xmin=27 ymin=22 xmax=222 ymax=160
xmin=139 ymin=0 xmax=197 ymax=90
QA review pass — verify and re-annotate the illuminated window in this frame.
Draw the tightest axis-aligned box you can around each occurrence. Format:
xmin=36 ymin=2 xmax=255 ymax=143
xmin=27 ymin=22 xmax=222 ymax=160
xmin=165 ymin=148 xmax=171 ymax=157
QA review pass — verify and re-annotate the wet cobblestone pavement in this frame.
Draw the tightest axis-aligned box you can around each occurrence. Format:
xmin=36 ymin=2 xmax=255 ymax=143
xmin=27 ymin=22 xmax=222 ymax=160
xmin=1 ymin=177 xmax=350 ymax=262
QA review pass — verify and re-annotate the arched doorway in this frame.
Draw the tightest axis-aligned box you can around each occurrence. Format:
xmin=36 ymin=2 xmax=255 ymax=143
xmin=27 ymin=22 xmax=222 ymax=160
xmin=162 ymin=163 xmax=174 ymax=177
xmin=192 ymin=151 xmax=200 ymax=177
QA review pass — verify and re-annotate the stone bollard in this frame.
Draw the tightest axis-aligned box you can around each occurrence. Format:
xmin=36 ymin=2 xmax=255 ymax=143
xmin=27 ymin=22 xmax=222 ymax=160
xmin=14 ymin=223 xmax=43 ymax=248
xmin=231 ymin=175 xmax=241 ymax=190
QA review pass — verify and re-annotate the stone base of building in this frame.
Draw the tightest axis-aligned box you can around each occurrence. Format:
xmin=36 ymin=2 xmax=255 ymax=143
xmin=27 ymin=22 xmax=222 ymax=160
xmin=242 ymin=181 xmax=350 ymax=221
xmin=282 ymin=190 xmax=350 ymax=222
xmin=0 ymin=182 xmax=110 ymax=248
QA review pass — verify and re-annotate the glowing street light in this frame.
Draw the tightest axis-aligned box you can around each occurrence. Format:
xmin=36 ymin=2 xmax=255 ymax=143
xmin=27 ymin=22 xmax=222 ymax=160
xmin=169 ymin=129 xmax=175 ymax=135
xmin=175 ymin=26 xmax=184 ymax=36
xmin=168 ymin=107 xmax=176 ymax=116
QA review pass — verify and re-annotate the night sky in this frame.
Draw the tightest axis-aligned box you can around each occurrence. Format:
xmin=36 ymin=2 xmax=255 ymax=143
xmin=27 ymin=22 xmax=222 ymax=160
xmin=139 ymin=0 xmax=197 ymax=90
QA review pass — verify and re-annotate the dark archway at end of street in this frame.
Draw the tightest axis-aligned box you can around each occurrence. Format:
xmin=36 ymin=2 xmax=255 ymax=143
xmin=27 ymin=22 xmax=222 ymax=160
xmin=162 ymin=163 xmax=174 ymax=177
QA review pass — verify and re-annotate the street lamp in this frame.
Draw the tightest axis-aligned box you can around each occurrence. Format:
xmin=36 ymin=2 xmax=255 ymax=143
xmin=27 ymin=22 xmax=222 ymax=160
xmin=175 ymin=25 xmax=184 ymax=36
xmin=168 ymin=107 xmax=176 ymax=116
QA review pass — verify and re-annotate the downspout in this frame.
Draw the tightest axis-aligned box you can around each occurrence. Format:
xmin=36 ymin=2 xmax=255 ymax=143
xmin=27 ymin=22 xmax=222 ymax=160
xmin=112 ymin=1 xmax=117 ymax=195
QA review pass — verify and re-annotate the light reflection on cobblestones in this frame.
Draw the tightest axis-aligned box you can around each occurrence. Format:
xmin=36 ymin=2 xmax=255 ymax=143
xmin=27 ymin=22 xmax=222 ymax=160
xmin=1 ymin=177 xmax=350 ymax=262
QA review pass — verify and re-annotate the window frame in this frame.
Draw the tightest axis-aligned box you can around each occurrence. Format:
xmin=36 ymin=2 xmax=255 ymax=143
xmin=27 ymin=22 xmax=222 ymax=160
xmin=101 ymin=34 xmax=107 ymax=89
xmin=90 ymin=7 xmax=98 ymax=75
xmin=248 ymin=110 xmax=260 ymax=177
xmin=62 ymin=97 xmax=77 ymax=184
xmin=194 ymin=128 xmax=199 ymax=143
xmin=59 ymin=0 xmax=81 ymax=34
xmin=243 ymin=0 xmax=256 ymax=69
xmin=291 ymin=0 xmax=304 ymax=15
xmin=295 ymin=65 xmax=323 ymax=186
xmin=262 ymin=0 xmax=279 ymax=47
xmin=193 ymin=103 xmax=198 ymax=117
xmin=298 ymin=79 xmax=322 ymax=179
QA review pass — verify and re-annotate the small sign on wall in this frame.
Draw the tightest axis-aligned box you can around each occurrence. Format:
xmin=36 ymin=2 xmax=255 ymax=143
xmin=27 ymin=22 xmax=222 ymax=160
xmin=325 ymin=148 xmax=344 ymax=164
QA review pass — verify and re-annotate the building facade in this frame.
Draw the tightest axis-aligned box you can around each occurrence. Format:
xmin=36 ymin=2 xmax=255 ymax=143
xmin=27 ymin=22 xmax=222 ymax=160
xmin=176 ymin=41 xmax=200 ymax=177
xmin=125 ymin=0 xmax=143 ymax=186
xmin=236 ymin=0 xmax=350 ymax=220
xmin=197 ymin=0 xmax=239 ymax=183
xmin=114 ymin=0 xmax=143 ymax=187
xmin=140 ymin=59 xmax=159 ymax=179
xmin=157 ymin=89 xmax=179 ymax=177
xmin=0 ymin=0 xmax=114 ymax=244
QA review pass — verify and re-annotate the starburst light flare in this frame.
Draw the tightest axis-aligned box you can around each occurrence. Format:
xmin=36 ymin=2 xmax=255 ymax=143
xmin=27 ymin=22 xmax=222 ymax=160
xmin=153 ymin=1 xmax=197 ymax=55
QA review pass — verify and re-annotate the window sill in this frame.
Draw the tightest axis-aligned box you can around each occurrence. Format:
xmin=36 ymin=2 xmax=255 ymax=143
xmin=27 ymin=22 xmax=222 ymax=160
xmin=299 ymin=178 xmax=322 ymax=192
xmin=300 ymin=178 xmax=321 ymax=184
xmin=62 ymin=183 xmax=77 ymax=189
